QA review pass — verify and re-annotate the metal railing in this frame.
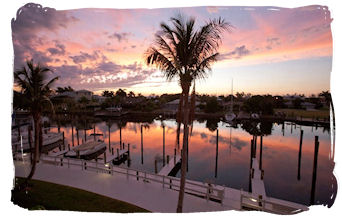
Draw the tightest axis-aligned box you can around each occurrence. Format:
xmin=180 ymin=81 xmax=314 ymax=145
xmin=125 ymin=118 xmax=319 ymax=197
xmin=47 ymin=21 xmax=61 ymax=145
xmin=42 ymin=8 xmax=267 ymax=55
xmin=39 ymin=154 xmax=225 ymax=203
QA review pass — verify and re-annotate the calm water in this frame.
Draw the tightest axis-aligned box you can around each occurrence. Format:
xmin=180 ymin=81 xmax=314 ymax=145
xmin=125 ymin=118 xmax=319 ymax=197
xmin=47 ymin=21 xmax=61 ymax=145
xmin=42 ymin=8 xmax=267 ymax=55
xmin=47 ymin=117 xmax=335 ymax=206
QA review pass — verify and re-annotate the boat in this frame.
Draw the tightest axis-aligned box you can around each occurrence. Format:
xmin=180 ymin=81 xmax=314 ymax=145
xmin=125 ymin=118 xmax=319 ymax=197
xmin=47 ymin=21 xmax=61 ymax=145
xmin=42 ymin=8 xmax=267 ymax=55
xmin=251 ymin=113 xmax=260 ymax=120
xmin=95 ymin=106 xmax=127 ymax=117
xmin=65 ymin=139 xmax=106 ymax=160
xmin=225 ymin=79 xmax=236 ymax=123
xmin=12 ymin=132 xmax=63 ymax=152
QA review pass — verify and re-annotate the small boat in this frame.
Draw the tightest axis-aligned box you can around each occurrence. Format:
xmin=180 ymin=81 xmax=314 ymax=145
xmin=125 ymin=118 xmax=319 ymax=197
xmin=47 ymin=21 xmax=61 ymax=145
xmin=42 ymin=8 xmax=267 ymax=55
xmin=251 ymin=113 xmax=260 ymax=119
xmin=12 ymin=132 xmax=63 ymax=152
xmin=225 ymin=112 xmax=236 ymax=122
xmin=65 ymin=140 xmax=106 ymax=160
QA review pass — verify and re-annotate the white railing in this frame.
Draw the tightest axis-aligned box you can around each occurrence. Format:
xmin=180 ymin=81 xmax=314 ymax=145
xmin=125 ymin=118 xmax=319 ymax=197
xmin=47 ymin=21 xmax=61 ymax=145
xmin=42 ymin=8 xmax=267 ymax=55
xmin=39 ymin=154 xmax=225 ymax=204
xmin=240 ymin=191 xmax=307 ymax=214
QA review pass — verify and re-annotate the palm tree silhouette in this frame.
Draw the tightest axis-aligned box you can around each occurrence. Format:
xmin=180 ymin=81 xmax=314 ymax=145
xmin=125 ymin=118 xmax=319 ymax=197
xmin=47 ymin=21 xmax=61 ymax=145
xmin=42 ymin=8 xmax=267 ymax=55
xmin=14 ymin=59 xmax=58 ymax=184
xmin=145 ymin=14 xmax=230 ymax=212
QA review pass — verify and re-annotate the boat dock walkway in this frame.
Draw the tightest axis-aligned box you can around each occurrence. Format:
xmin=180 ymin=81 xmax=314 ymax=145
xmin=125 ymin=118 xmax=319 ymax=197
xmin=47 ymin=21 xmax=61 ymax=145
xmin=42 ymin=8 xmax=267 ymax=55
xmin=158 ymin=154 xmax=181 ymax=176
xmin=104 ymin=147 xmax=129 ymax=163
xmin=251 ymin=158 xmax=266 ymax=197
xmin=14 ymin=154 xmax=308 ymax=214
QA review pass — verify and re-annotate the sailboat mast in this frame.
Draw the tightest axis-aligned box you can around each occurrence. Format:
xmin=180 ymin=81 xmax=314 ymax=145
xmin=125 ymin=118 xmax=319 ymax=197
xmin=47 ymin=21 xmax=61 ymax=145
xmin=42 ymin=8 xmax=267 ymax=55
xmin=230 ymin=79 xmax=233 ymax=112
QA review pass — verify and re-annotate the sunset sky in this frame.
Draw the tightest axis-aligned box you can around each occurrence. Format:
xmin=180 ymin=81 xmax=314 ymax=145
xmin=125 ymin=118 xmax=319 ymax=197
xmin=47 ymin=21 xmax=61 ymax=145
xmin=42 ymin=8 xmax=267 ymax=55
xmin=11 ymin=3 xmax=333 ymax=96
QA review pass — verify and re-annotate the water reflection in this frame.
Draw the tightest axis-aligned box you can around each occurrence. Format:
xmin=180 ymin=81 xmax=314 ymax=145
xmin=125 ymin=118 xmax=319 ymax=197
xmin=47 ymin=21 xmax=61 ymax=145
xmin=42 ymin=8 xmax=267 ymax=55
xmin=46 ymin=115 xmax=335 ymax=206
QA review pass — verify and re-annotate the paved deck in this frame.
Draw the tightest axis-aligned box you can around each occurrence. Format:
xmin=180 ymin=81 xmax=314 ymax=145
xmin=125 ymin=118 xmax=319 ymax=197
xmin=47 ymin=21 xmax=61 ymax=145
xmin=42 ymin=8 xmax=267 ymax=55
xmin=14 ymin=161 xmax=232 ymax=213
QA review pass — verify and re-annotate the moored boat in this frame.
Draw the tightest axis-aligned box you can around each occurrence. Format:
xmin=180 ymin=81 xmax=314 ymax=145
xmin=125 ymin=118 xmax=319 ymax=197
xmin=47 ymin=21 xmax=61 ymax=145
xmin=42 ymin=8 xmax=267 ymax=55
xmin=12 ymin=132 xmax=63 ymax=152
xmin=65 ymin=140 xmax=106 ymax=160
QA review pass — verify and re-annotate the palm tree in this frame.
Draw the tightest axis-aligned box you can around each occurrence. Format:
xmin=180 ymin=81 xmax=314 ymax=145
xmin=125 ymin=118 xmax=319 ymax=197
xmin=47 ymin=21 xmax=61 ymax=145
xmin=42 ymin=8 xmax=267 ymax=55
xmin=145 ymin=14 xmax=230 ymax=212
xmin=14 ymin=59 xmax=58 ymax=184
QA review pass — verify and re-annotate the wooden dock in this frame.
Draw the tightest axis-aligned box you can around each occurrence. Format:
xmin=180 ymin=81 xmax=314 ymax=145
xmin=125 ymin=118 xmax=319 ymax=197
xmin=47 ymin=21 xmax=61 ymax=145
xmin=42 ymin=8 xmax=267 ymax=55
xmin=158 ymin=154 xmax=181 ymax=176
xmin=251 ymin=158 xmax=266 ymax=197
xmin=105 ymin=148 xmax=129 ymax=163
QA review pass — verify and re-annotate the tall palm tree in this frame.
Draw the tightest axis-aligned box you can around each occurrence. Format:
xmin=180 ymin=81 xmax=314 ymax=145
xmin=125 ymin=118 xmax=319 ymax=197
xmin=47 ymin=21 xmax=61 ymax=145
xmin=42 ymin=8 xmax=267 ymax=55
xmin=14 ymin=59 xmax=58 ymax=183
xmin=145 ymin=14 xmax=230 ymax=212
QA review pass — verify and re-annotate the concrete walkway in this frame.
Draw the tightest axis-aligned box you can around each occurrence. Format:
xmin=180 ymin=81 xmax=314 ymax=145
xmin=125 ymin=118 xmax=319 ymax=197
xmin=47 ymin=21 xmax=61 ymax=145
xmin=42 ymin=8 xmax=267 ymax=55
xmin=14 ymin=161 xmax=233 ymax=213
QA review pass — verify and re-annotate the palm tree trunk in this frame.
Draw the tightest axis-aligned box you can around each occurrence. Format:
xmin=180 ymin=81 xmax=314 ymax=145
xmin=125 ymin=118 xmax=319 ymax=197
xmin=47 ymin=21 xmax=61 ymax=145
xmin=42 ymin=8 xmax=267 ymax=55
xmin=176 ymin=92 xmax=184 ymax=149
xmin=28 ymin=126 xmax=33 ymax=163
xmin=39 ymin=121 xmax=43 ymax=154
xmin=176 ymin=87 xmax=190 ymax=213
xmin=26 ymin=113 xmax=41 ymax=183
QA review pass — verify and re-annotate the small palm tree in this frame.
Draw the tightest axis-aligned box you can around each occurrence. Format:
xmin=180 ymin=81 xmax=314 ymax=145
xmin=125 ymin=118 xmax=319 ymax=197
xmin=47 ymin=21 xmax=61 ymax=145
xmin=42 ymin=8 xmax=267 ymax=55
xmin=145 ymin=14 xmax=231 ymax=212
xmin=14 ymin=59 xmax=58 ymax=184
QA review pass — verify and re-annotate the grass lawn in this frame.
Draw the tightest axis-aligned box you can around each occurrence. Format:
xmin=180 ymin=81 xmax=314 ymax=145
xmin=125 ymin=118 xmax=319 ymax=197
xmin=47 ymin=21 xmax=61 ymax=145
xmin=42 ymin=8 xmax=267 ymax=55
xmin=11 ymin=177 xmax=149 ymax=212
xmin=275 ymin=108 xmax=330 ymax=119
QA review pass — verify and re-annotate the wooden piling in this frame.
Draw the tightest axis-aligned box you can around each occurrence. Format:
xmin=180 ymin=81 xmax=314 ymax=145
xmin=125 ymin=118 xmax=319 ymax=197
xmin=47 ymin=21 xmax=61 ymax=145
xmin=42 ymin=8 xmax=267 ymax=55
xmin=84 ymin=128 xmax=87 ymax=142
xmin=117 ymin=148 xmax=120 ymax=159
xmin=93 ymin=125 xmax=96 ymax=141
xmin=249 ymin=139 xmax=253 ymax=193
xmin=123 ymin=142 xmax=125 ymax=150
xmin=104 ymin=151 xmax=107 ymax=163
xmin=167 ymin=155 xmax=169 ymax=164
xmin=154 ymin=159 xmax=157 ymax=174
xmin=297 ymin=130 xmax=303 ymax=180
xmin=141 ymin=125 xmax=144 ymax=164
xmin=62 ymin=131 xmax=65 ymax=145
xmin=120 ymin=126 xmax=122 ymax=149
xmin=71 ymin=124 xmax=74 ymax=146
xmin=163 ymin=125 xmax=165 ymax=166
xmin=215 ymin=129 xmax=219 ymax=178
xmin=108 ymin=125 xmax=111 ymax=152
xmin=259 ymin=136 xmax=263 ymax=170
xmin=76 ymin=129 xmax=79 ymax=146
xmin=310 ymin=136 xmax=319 ymax=205
xmin=174 ymin=148 xmax=176 ymax=164
xmin=250 ymin=139 xmax=253 ymax=169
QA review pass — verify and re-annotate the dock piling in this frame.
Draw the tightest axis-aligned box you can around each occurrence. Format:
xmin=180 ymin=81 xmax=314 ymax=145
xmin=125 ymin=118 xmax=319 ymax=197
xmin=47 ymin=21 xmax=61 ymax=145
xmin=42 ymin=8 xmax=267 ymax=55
xmin=104 ymin=151 xmax=107 ymax=163
xmin=167 ymin=155 xmax=169 ymax=164
xmin=310 ymin=136 xmax=319 ymax=205
xmin=297 ymin=130 xmax=303 ymax=180
xmin=76 ymin=129 xmax=79 ymax=146
xmin=259 ymin=136 xmax=263 ymax=170
xmin=71 ymin=124 xmax=74 ymax=146
xmin=62 ymin=131 xmax=65 ymax=146
xmin=215 ymin=129 xmax=219 ymax=178
xmin=174 ymin=148 xmax=176 ymax=164
xmin=93 ymin=125 xmax=96 ymax=141
xmin=154 ymin=159 xmax=157 ymax=174
xmin=163 ymin=125 xmax=165 ymax=166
